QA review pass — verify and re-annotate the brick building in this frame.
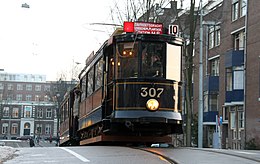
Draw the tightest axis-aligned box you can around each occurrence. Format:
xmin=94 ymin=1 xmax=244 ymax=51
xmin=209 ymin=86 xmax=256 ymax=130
xmin=191 ymin=0 xmax=259 ymax=149
xmin=169 ymin=0 xmax=259 ymax=149
xmin=0 ymin=73 xmax=75 ymax=140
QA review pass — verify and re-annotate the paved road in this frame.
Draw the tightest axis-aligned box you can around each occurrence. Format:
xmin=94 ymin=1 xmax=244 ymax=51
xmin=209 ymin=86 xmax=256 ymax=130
xmin=1 ymin=140 xmax=260 ymax=164
xmin=4 ymin=146 xmax=169 ymax=164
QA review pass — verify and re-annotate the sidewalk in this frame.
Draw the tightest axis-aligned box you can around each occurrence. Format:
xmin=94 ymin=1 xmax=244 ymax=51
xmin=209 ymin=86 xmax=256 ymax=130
xmin=191 ymin=147 xmax=260 ymax=162
xmin=0 ymin=146 xmax=17 ymax=163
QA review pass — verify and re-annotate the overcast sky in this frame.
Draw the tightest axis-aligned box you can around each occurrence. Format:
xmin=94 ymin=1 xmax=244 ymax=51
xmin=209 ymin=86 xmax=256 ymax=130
xmin=0 ymin=0 xmax=196 ymax=81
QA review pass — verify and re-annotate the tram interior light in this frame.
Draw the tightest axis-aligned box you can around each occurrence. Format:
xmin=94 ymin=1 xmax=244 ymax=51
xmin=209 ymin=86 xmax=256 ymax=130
xmin=122 ymin=49 xmax=134 ymax=57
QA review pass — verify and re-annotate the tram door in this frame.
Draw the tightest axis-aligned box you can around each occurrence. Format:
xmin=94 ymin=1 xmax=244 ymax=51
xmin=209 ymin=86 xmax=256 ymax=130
xmin=104 ymin=46 xmax=114 ymax=117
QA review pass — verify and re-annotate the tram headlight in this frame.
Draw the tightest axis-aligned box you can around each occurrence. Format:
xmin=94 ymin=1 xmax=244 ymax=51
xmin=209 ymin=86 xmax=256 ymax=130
xmin=146 ymin=99 xmax=159 ymax=111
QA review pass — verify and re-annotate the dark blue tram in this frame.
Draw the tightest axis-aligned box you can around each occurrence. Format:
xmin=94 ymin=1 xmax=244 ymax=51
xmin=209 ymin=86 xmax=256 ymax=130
xmin=59 ymin=22 xmax=184 ymax=146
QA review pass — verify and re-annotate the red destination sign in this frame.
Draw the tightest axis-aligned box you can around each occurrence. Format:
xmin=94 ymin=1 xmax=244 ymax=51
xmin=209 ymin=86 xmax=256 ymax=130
xmin=124 ymin=22 xmax=163 ymax=34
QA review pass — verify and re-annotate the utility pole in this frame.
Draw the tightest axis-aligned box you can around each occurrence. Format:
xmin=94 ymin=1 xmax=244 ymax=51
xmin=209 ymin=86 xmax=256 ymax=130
xmin=198 ymin=0 xmax=203 ymax=148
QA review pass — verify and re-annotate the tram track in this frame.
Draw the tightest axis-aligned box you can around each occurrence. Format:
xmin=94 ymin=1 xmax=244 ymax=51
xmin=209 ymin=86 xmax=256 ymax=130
xmin=134 ymin=147 xmax=179 ymax=164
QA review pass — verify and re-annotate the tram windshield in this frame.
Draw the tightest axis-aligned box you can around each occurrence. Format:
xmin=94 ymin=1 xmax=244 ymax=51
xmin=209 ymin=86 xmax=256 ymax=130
xmin=116 ymin=42 xmax=164 ymax=79
xmin=141 ymin=42 xmax=163 ymax=77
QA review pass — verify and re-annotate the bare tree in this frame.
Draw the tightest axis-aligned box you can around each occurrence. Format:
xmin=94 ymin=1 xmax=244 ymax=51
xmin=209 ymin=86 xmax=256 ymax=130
xmin=179 ymin=0 xmax=199 ymax=147
xmin=110 ymin=0 xmax=170 ymax=24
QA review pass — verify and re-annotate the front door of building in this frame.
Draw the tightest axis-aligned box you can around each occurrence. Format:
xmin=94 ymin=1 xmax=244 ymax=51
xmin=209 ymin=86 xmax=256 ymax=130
xmin=23 ymin=122 xmax=31 ymax=135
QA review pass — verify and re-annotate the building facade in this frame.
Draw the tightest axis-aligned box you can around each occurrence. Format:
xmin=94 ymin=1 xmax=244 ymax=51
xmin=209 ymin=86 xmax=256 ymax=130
xmin=0 ymin=73 xmax=74 ymax=140
xmin=191 ymin=0 xmax=259 ymax=149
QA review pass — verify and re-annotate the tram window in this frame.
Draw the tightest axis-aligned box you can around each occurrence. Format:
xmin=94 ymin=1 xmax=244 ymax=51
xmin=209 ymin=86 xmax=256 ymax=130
xmin=81 ymin=75 xmax=86 ymax=100
xmin=94 ymin=59 xmax=103 ymax=90
xmin=116 ymin=42 xmax=138 ymax=78
xmin=141 ymin=42 xmax=164 ymax=77
xmin=87 ymin=67 xmax=94 ymax=96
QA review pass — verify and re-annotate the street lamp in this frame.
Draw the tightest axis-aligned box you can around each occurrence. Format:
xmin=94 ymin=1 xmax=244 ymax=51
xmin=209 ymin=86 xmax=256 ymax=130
xmin=21 ymin=3 xmax=30 ymax=8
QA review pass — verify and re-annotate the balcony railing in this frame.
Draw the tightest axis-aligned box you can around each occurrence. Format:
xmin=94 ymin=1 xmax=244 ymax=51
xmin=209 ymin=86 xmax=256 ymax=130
xmin=225 ymin=49 xmax=244 ymax=67
xmin=203 ymin=111 xmax=218 ymax=122
xmin=204 ymin=75 xmax=219 ymax=92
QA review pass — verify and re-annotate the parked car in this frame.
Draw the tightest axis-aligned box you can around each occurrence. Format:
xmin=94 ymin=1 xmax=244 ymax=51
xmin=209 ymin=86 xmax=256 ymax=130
xmin=16 ymin=135 xmax=32 ymax=140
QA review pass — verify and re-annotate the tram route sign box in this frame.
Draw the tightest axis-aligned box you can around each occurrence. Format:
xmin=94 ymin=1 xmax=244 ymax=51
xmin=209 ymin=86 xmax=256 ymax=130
xmin=124 ymin=22 xmax=163 ymax=34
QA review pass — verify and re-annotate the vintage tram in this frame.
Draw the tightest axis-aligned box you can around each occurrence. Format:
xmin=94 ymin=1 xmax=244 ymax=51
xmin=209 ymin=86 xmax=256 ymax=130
xmin=59 ymin=22 xmax=184 ymax=146
xmin=59 ymin=85 xmax=80 ymax=146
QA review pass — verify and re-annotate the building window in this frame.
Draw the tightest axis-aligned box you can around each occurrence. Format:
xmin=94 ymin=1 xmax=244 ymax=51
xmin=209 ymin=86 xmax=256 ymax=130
xmin=16 ymin=94 xmax=23 ymax=101
xmin=45 ymin=124 xmax=51 ymax=135
xmin=12 ymin=108 xmax=19 ymax=118
xmin=37 ymin=108 xmax=43 ymax=118
xmin=2 ymin=123 xmax=8 ymax=134
xmin=24 ymin=106 xmax=32 ymax=118
xmin=11 ymin=123 xmax=18 ymax=134
xmin=35 ymin=85 xmax=41 ymax=91
xmin=46 ymin=108 xmax=52 ymax=118
xmin=233 ymin=66 xmax=244 ymax=90
xmin=223 ymin=107 xmax=229 ymax=122
xmin=209 ymin=94 xmax=218 ymax=111
xmin=44 ymin=95 xmax=49 ymax=102
xmin=7 ymin=84 xmax=13 ymax=90
xmin=26 ymin=84 xmax=32 ymax=91
xmin=209 ymin=57 xmax=219 ymax=76
xmin=230 ymin=110 xmax=236 ymax=129
xmin=234 ymin=31 xmax=245 ymax=50
xmin=36 ymin=124 xmax=42 ymax=134
xmin=232 ymin=0 xmax=239 ymax=21
xmin=26 ymin=95 xmax=32 ymax=101
xmin=240 ymin=0 xmax=247 ymax=17
xmin=238 ymin=106 xmax=244 ymax=129
xmin=3 ymin=107 xmax=9 ymax=117
xmin=208 ymin=26 xmax=221 ymax=49
xmin=17 ymin=84 xmax=23 ymax=90
xmin=226 ymin=68 xmax=233 ymax=91
xmin=209 ymin=26 xmax=214 ymax=49
xmin=35 ymin=95 xmax=40 ymax=101
xmin=215 ymin=26 xmax=220 ymax=46
xmin=226 ymin=66 xmax=244 ymax=91
xmin=44 ymin=85 xmax=50 ymax=91
xmin=7 ymin=94 xmax=13 ymax=101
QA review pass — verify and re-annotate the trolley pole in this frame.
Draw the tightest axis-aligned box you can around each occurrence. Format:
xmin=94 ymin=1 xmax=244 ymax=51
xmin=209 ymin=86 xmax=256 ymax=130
xmin=198 ymin=0 xmax=203 ymax=148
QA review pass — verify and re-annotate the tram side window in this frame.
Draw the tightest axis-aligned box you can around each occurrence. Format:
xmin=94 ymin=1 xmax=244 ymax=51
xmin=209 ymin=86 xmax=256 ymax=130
xmin=116 ymin=42 xmax=138 ymax=78
xmin=141 ymin=42 xmax=164 ymax=77
xmin=87 ymin=67 xmax=94 ymax=96
xmin=81 ymin=75 xmax=86 ymax=100
xmin=95 ymin=59 xmax=103 ymax=91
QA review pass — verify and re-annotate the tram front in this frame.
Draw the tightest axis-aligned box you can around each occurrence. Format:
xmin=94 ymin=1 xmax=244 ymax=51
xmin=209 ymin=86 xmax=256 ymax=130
xmin=108 ymin=22 xmax=183 ymax=136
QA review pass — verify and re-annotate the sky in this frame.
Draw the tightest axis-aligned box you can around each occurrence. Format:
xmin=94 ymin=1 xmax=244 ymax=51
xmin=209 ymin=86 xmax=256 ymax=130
xmin=0 ymin=0 xmax=195 ymax=81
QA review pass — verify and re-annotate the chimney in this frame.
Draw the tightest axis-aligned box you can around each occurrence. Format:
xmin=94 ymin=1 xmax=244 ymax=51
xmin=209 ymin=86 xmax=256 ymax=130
xmin=170 ymin=1 xmax=177 ymax=13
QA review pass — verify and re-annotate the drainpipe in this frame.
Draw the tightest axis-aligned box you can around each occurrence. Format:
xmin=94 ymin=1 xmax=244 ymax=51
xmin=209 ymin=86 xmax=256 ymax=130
xmin=198 ymin=0 xmax=204 ymax=148
xmin=243 ymin=0 xmax=248 ymax=149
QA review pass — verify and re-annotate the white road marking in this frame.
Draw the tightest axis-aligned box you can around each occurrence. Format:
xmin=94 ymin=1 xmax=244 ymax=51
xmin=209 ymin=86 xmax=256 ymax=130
xmin=233 ymin=151 xmax=257 ymax=155
xmin=59 ymin=147 xmax=90 ymax=162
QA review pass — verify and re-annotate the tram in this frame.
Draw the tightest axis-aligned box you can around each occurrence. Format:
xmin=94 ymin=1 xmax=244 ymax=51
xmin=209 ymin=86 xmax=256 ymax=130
xmin=59 ymin=86 xmax=80 ymax=146
xmin=60 ymin=22 xmax=184 ymax=146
